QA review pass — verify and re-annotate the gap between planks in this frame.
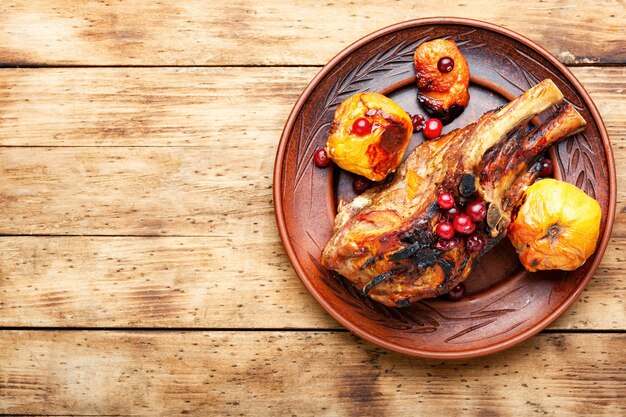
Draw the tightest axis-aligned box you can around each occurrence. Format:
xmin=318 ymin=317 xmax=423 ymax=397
xmin=0 ymin=415 xmax=132 ymax=417
xmin=0 ymin=64 xmax=324 ymax=69
xmin=0 ymin=63 xmax=622 ymax=68
xmin=0 ymin=327 xmax=622 ymax=334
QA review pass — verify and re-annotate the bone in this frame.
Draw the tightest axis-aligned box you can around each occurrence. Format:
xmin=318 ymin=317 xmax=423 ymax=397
xmin=461 ymin=78 xmax=564 ymax=169
xmin=483 ymin=103 xmax=587 ymax=236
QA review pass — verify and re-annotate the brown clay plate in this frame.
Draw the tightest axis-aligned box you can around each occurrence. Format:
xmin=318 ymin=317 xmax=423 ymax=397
xmin=274 ymin=18 xmax=615 ymax=359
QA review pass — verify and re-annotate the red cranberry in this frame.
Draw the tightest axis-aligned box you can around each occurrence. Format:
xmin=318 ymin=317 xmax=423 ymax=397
xmin=435 ymin=237 xmax=461 ymax=252
xmin=353 ymin=176 xmax=371 ymax=194
xmin=447 ymin=206 xmax=461 ymax=221
xmin=466 ymin=233 xmax=486 ymax=252
xmin=540 ymin=158 xmax=554 ymax=177
xmin=453 ymin=214 xmax=475 ymax=235
xmin=437 ymin=193 xmax=455 ymax=209
xmin=423 ymin=118 xmax=443 ymax=139
xmin=313 ymin=148 xmax=331 ymax=168
xmin=465 ymin=200 xmax=487 ymax=222
xmin=446 ymin=283 xmax=466 ymax=301
xmin=352 ymin=117 xmax=372 ymax=136
xmin=411 ymin=114 xmax=426 ymax=132
xmin=437 ymin=56 xmax=455 ymax=73
xmin=435 ymin=222 xmax=455 ymax=240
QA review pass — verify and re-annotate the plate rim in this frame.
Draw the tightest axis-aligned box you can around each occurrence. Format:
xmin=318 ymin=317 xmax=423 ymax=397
xmin=273 ymin=17 xmax=616 ymax=359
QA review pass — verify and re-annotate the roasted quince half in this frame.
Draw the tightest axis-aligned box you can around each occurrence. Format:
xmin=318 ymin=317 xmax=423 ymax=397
xmin=325 ymin=92 xmax=413 ymax=182
xmin=414 ymin=39 xmax=470 ymax=124
xmin=508 ymin=178 xmax=602 ymax=272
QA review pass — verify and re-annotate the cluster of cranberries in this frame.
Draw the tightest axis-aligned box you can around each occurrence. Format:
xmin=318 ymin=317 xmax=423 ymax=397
xmin=433 ymin=191 xmax=487 ymax=254
xmin=433 ymin=189 xmax=487 ymax=301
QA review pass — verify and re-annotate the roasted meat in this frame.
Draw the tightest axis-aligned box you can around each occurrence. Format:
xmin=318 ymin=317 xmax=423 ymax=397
xmin=321 ymin=79 xmax=587 ymax=307
xmin=414 ymin=39 xmax=470 ymax=124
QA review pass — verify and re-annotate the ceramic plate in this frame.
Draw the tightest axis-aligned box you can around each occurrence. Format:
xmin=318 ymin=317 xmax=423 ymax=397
xmin=274 ymin=18 xmax=615 ymax=359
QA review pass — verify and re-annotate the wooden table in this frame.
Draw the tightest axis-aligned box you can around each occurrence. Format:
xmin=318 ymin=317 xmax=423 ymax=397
xmin=0 ymin=1 xmax=624 ymax=415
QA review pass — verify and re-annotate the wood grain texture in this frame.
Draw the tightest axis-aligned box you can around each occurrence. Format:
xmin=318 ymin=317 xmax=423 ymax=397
xmin=0 ymin=67 xmax=621 ymax=147
xmin=0 ymin=331 xmax=624 ymax=415
xmin=0 ymin=236 xmax=336 ymax=328
xmin=0 ymin=147 xmax=275 ymax=236
xmin=0 ymin=236 xmax=622 ymax=329
xmin=0 ymin=67 xmax=304 ymax=146
xmin=0 ymin=1 xmax=624 ymax=66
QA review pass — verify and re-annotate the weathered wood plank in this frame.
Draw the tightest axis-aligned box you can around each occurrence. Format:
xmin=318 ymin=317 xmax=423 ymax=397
xmin=0 ymin=1 xmax=624 ymax=65
xmin=0 ymin=67 xmax=305 ymax=146
xmin=0 ymin=236 xmax=336 ymax=328
xmin=0 ymin=67 xmax=622 ymax=147
xmin=0 ymin=146 xmax=276 ymax=236
xmin=0 ymin=331 xmax=624 ymax=415
xmin=0 ymin=236 xmax=622 ymax=330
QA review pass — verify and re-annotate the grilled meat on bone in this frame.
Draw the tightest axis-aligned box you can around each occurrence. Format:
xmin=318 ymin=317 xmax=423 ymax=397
xmin=321 ymin=79 xmax=587 ymax=307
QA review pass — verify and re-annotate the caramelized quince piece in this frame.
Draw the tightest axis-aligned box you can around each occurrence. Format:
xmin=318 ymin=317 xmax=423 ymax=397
xmin=325 ymin=92 xmax=413 ymax=182
xmin=414 ymin=39 xmax=470 ymax=124
xmin=508 ymin=178 xmax=601 ymax=272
